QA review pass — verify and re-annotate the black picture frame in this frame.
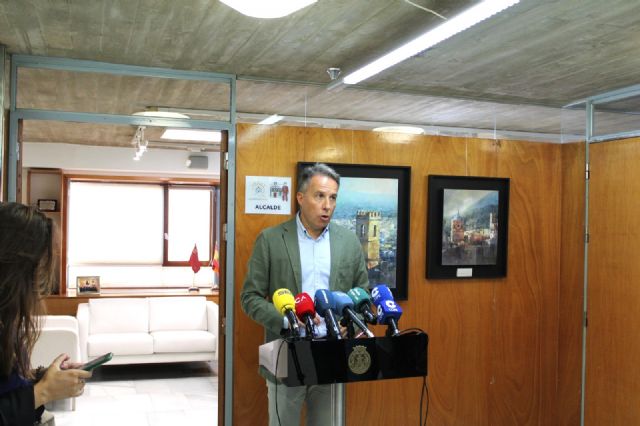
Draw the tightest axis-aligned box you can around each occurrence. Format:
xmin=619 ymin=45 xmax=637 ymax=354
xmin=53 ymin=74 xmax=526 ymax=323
xmin=427 ymin=175 xmax=510 ymax=279
xmin=297 ymin=163 xmax=411 ymax=300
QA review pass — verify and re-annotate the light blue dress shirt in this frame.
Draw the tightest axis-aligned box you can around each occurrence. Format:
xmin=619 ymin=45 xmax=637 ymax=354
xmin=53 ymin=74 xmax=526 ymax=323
xmin=295 ymin=213 xmax=331 ymax=337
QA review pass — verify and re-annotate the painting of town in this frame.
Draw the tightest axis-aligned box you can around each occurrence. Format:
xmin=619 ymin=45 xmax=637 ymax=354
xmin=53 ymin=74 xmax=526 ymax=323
xmin=441 ymin=188 xmax=499 ymax=266
xmin=297 ymin=163 xmax=411 ymax=299
xmin=333 ymin=177 xmax=399 ymax=288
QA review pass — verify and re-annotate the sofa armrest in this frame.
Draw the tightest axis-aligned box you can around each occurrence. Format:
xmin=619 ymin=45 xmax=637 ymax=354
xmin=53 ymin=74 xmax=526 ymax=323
xmin=41 ymin=315 xmax=79 ymax=332
xmin=31 ymin=328 xmax=81 ymax=368
xmin=76 ymin=303 xmax=90 ymax=362
xmin=206 ymin=301 xmax=219 ymax=361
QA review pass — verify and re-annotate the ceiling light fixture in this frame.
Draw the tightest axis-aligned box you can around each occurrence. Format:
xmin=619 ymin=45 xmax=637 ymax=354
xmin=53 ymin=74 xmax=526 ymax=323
xmin=133 ymin=111 xmax=190 ymax=119
xmin=161 ymin=129 xmax=222 ymax=143
xmin=342 ymin=0 xmax=520 ymax=85
xmin=258 ymin=114 xmax=284 ymax=125
xmin=373 ymin=126 xmax=425 ymax=135
xmin=220 ymin=0 xmax=316 ymax=19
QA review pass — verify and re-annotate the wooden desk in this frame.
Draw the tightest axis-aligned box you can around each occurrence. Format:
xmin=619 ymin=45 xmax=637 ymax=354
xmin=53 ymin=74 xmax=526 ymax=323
xmin=44 ymin=288 xmax=220 ymax=316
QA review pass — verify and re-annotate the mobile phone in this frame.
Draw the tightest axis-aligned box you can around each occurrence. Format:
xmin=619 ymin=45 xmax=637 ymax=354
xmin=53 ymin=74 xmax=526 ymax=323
xmin=81 ymin=352 xmax=113 ymax=371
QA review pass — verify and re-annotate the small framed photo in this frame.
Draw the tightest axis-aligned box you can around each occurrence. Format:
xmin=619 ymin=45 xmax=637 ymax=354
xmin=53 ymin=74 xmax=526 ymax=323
xmin=77 ymin=276 xmax=101 ymax=294
xmin=37 ymin=199 xmax=57 ymax=212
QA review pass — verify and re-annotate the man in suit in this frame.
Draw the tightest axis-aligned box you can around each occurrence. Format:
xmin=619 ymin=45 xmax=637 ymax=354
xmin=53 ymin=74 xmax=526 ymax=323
xmin=241 ymin=163 xmax=369 ymax=426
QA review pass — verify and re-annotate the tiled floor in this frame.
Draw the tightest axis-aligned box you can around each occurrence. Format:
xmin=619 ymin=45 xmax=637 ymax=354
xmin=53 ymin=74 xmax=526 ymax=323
xmin=49 ymin=362 xmax=218 ymax=426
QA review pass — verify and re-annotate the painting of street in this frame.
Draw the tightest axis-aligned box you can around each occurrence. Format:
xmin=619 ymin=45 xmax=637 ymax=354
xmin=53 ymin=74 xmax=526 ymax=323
xmin=441 ymin=188 xmax=499 ymax=266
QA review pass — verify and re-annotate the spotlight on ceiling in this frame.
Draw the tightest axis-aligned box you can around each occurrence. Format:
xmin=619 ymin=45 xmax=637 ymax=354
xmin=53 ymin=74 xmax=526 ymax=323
xmin=132 ymin=126 xmax=148 ymax=161
xmin=373 ymin=126 xmax=425 ymax=135
xmin=220 ymin=0 xmax=317 ymax=19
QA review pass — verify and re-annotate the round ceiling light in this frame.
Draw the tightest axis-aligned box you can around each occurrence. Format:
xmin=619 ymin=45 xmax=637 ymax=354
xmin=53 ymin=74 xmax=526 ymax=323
xmin=372 ymin=126 xmax=425 ymax=135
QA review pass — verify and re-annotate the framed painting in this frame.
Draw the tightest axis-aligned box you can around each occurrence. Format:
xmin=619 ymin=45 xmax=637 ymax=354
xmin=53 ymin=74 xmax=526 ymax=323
xmin=427 ymin=175 xmax=510 ymax=279
xmin=298 ymin=162 xmax=411 ymax=300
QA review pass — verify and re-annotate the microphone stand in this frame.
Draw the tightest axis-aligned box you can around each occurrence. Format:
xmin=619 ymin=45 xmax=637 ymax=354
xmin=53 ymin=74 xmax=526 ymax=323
xmin=339 ymin=317 xmax=355 ymax=339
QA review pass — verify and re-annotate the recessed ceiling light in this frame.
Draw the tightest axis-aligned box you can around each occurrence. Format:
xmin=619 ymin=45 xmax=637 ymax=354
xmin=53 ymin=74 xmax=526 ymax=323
xmin=220 ymin=0 xmax=316 ymax=19
xmin=258 ymin=114 xmax=283 ymax=125
xmin=161 ymin=129 xmax=222 ymax=142
xmin=343 ymin=0 xmax=520 ymax=85
xmin=133 ymin=111 xmax=190 ymax=119
xmin=373 ymin=126 xmax=425 ymax=135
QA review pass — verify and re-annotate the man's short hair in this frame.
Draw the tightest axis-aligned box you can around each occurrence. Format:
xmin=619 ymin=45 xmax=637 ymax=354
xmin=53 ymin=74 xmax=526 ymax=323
xmin=297 ymin=163 xmax=340 ymax=193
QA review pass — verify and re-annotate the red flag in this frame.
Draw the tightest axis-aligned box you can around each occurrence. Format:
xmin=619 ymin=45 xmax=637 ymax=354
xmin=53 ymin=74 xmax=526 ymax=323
xmin=212 ymin=241 xmax=220 ymax=274
xmin=189 ymin=244 xmax=201 ymax=273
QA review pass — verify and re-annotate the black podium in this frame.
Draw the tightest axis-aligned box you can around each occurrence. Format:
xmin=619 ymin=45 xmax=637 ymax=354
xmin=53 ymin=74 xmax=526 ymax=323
xmin=279 ymin=332 xmax=428 ymax=387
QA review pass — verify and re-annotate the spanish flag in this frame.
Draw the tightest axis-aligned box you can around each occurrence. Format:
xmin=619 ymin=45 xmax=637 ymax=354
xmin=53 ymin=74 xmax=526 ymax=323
xmin=212 ymin=241 xmax=220 ymax=274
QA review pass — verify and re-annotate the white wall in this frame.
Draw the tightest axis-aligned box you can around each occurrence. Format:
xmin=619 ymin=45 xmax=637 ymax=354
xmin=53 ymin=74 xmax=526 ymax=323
xmin=22 ymin=142 xmax=221 ymax=289
xmin=23 ymin=142 xmax=221 ymax=177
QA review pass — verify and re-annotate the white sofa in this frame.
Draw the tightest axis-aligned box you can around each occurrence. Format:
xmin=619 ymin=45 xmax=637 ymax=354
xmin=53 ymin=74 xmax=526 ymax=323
xmin=77 ymin=296 xmax=218 ymax=365
xmin=31 ymin=315 xmax=82 ymax=411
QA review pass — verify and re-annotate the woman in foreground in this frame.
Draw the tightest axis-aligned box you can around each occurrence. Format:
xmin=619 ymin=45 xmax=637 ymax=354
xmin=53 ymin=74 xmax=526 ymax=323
xmin=0 ymin=202 xmax=91 ymax=425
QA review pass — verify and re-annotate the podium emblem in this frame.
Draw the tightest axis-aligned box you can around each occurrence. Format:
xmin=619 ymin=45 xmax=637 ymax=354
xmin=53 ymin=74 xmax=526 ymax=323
xmin=348 ymin=345 xmax=371 ymax=375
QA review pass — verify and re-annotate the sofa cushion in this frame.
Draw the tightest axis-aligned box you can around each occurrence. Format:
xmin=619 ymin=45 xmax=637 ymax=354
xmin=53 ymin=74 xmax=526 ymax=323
xmin=151 ymin=330 xmax=215 ymax=354
xmin=88 ymin=333 xmax=153 ymax=357
xmin=89 ymin=298 xmax=149 ymax=334
xmin=148 ymin=297 xmax=207 ymax=332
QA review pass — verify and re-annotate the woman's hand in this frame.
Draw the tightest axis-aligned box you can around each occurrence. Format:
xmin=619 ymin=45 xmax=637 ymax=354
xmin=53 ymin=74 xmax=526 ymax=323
xmin=33 ymin=354 xmax=92 ymax=408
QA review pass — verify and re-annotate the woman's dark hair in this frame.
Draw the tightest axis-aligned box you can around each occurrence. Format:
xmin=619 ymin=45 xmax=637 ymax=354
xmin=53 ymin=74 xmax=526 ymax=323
xmin=297 ymin=163 xmax=340 ymax=193
xmin=0 ymin=202 xmax=55 ymax=378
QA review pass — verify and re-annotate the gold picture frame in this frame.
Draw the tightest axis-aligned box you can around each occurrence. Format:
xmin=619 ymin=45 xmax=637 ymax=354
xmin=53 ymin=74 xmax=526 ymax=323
xmin=77 ymin=276 xmax=101 ymax=294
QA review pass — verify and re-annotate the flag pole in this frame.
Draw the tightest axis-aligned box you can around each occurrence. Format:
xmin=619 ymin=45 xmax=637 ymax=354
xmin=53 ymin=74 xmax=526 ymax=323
xmin=188 ymin=243 xmax=200 ymax=293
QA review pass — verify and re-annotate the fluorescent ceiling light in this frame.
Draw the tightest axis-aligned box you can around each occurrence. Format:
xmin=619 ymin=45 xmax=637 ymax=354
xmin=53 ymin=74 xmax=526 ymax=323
xmin=258 ymin=114 xmax=283 ymax=125
xmin=161 ymin=129 xmax=222 ymax=143
xmin=373 ymin=126 xmax=425 ymax=135
xmin=343 ymin=0 xmax=520 ymax=85
xmin=133 ymin=111 xmax=190 ymax=119
xmin=220 ymin=0 xmax=316 ymax=19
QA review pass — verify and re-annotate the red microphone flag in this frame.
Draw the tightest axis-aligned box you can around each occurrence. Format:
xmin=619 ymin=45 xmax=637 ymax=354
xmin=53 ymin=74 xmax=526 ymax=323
xmin=189 ymin=244 xmax=201 ymax=273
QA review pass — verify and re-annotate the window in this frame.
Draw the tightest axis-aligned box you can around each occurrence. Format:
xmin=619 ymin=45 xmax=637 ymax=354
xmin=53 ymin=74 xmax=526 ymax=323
xmin=67 ymin=180 xmax=217 ymax=290
xmin=166 ymin=187 xmax=213 ymax=263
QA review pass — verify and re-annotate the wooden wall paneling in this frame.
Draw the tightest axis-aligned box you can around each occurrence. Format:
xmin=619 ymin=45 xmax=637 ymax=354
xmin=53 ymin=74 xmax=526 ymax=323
xmin=233 ymin=124 xmax=305 ymax=425
xmin=347 ymin=131 xmax=440 ymax=425
xmin=586 ymin=138 xmax=640 ymax=426
xmin=491 ymin=140 xmax=562 ymax=425
xmin=302 ymin=127 xmax=353 ymax=164
xmin=347 ymin=133 xmax=500 ymax=425
xmin=558 ymin=142 xmax=585 ymax=426
xmin=418 ymin=138 xmax=501 ymax=425
xmin=232 ymin=124 xmax=564 ymax=426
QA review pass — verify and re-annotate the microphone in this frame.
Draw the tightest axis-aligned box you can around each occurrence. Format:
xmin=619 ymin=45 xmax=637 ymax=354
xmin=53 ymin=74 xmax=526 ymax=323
xmin=334 ymin=291 xmax=374 ymax=338
xmin=272 ymin=288 xmax=300 ymax=338
xmin=313 ymin=289 xmax=342 ymax=339
xmin=294 ymin=292 xmax=317 ymax=339
xmin=371 ymin=284 xmax=402 ymax=337
xmin=347 ymin=287 xmax=378 ymax=324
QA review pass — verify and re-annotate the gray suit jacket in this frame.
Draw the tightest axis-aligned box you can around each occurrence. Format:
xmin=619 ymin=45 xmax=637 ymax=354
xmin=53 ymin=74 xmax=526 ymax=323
xmin=240 ymin=217 xmax=369 ymax=345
